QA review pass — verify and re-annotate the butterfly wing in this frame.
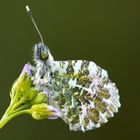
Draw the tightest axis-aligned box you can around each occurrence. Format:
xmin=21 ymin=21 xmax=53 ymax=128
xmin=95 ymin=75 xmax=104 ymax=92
xmin=49 ymin=60 xmax=121 ymax=132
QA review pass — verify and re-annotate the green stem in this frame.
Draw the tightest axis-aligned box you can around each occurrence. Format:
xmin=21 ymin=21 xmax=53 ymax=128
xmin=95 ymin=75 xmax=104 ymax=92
xmin=13 ymin=104 xmax=30 ymax=113
xmin=0 ymin=109 xmax=31 ymax=129
xmin=0 ymin=99 xmax=31 ymax=129
xmin=5 ymin=91 xmax=20 ymax=115
xmin=12 ymin=97 xmax=26 ymax=110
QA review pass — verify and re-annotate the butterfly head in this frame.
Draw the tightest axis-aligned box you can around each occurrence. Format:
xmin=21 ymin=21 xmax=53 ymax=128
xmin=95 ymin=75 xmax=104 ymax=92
xmin=26 ymin=6 xmax=54 ymax=65
xmin=34 ymin=43 xmax=54 ymax=64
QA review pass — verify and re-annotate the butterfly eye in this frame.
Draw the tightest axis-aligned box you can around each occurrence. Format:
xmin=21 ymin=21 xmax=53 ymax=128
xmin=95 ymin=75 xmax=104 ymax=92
xmin=40 ymin=51 xmax=49 ymax=60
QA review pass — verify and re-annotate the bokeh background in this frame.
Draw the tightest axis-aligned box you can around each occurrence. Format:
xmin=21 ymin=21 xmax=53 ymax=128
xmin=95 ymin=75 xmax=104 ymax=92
xmin=0 ymin=0 xmax=139 ymax=139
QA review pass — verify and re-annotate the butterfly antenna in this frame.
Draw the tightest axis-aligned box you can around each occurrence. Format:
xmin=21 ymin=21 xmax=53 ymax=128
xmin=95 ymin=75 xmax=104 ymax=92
xmin=26 ymin=5 xmax=44 ymax=44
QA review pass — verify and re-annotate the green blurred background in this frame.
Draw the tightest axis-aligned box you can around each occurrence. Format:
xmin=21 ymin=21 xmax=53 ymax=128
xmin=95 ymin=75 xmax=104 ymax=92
xmin=0 ymin=0 xmax=139 ymax=139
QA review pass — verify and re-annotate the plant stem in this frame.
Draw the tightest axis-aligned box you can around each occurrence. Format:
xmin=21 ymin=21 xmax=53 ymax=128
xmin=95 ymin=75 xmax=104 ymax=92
xmin=0 ymin=109 xmax=31 ymax=129
xmin=0 ymin=99 xmax=31 ymax=129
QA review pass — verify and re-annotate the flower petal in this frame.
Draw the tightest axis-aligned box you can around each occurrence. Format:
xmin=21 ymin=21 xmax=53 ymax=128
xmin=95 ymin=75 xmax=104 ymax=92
xmin=47 ymin=105 xmax=62 ymax=120
xmin=21 ymin=64 xmax=31 ymax=76
xmin=43 ymin=89 xmax=50 ymax=95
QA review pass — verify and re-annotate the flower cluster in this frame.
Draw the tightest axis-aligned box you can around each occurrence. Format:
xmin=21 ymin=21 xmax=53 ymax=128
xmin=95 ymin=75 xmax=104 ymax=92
xmin=0 ymin=64 xmax=61 ymax=129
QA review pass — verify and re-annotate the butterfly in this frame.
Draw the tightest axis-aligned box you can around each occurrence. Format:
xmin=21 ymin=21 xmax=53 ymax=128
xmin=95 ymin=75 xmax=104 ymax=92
xmin=26 ymin=6 xmax=121 ymax=132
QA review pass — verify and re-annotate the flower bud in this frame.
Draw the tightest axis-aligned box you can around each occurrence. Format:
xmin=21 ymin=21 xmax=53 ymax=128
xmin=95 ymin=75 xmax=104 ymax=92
xmin=27 ymin=87 xmax=38 ymax=100
xmin=31 ymin=92 xmax=47 ymax=105
xmin=10 ymin=64 xmax=32 ymax=100
xmin=31 ymin=103 xmax=61 ymax=120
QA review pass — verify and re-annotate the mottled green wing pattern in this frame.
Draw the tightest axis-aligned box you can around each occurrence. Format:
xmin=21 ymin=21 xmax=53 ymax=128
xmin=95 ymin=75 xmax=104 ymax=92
xmin=48 ymin=60 xmax=120 ymax=131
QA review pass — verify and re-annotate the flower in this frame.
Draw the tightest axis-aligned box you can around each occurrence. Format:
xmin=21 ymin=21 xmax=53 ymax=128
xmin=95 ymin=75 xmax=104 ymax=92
xmin=31 ymin=103 xmax=61 ymax=120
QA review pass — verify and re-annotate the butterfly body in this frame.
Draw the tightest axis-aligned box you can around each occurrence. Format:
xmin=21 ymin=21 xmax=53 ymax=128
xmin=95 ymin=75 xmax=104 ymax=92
xmin=32 ymin=43 xmax=121 ymax=132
